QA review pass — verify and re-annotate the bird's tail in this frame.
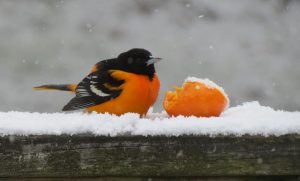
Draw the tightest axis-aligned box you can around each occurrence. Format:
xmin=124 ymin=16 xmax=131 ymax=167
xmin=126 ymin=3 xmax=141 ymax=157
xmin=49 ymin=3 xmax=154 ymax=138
xmin=33 ymin=84 xmax=77 ymax=93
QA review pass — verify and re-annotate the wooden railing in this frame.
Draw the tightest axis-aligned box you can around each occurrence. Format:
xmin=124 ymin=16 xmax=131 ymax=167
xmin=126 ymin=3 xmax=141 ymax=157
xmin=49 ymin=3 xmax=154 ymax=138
xmin=0 ymin=134 xmax=299 ymax=180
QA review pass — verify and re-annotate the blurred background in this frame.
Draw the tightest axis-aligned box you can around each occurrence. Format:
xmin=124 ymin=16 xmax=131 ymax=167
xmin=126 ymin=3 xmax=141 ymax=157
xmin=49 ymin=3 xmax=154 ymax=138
xmin=0 ymin=0 xmax=299 ymax=112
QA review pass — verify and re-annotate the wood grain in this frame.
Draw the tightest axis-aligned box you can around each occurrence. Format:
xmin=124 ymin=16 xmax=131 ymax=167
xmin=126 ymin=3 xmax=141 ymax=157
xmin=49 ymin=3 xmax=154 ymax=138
xmin=0 ymin=134 xmax=299 ymax=180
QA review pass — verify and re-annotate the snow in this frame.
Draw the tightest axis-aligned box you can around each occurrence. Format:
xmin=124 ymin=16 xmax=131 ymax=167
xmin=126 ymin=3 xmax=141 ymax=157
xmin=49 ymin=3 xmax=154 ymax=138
xmin=0 ymin=102 xmax=299 ymax=136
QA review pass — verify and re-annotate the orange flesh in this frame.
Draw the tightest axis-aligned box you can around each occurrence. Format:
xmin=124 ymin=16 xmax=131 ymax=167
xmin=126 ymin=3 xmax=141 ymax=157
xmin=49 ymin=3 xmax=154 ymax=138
xmin=163 ymin=81 xmax=228 ymax=117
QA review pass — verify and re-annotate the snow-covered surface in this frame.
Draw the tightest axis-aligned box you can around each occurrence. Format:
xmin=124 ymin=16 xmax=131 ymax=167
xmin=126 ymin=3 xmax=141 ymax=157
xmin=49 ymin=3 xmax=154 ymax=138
xmin=185 ymin=76 xmax=230 ymax=108
xmin=0 ymin=102 xmax=299 ymax=136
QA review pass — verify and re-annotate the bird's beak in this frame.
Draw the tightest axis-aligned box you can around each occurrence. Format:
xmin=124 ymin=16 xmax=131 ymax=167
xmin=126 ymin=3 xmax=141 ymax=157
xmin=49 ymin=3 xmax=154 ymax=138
xmin=147 ymin=57 xmax=162 ymax=66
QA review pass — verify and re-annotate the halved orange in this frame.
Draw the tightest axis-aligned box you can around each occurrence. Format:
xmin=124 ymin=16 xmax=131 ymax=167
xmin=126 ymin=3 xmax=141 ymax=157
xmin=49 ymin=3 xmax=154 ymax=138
xmin=163 ymin=77 xmax=229 ymax=117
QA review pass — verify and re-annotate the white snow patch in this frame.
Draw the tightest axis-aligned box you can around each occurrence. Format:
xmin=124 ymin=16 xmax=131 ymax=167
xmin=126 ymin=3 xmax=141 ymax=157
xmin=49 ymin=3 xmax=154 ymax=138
xmin=0 ymin=102 xmax=299 ymax=136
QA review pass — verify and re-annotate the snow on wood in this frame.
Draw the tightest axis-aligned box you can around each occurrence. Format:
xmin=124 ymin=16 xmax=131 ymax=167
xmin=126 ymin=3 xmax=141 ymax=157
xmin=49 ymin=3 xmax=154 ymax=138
xmin=0 ymin=102 xmax=299 ymax=136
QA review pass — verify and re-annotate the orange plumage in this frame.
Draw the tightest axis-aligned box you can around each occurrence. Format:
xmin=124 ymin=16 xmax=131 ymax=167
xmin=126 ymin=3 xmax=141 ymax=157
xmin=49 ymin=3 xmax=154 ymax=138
xmin=87 ymin=71 xmax=160 ymax=116
xmin=34 ymin=48 xmax=161 ymax=116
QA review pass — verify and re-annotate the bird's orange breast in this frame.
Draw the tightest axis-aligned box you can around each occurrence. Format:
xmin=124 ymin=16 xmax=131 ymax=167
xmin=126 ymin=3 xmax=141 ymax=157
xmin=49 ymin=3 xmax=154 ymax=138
xmin=86 ymin=70 xmax=160 ymax=116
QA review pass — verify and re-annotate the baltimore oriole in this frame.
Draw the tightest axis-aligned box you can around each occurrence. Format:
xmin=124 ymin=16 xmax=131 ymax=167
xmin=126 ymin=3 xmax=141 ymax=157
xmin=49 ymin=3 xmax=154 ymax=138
xmin=34 ymin=48 xmax=161 ymax=116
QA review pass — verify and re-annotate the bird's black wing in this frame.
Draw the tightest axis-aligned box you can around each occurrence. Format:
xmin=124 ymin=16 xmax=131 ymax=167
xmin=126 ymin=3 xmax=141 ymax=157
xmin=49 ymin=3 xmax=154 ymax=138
xmin=62 ymin=71 xmax=124 ymax=111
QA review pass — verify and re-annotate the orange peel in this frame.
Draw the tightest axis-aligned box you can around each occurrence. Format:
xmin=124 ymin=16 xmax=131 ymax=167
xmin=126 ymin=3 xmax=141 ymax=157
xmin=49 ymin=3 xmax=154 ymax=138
xmin=163 ymin=77 xmax=229 ymax=117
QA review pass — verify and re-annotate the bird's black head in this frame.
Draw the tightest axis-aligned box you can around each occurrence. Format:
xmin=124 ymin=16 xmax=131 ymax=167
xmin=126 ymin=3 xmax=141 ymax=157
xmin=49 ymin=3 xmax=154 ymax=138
xmin=117 ymin=48 xmax=161 ymax=80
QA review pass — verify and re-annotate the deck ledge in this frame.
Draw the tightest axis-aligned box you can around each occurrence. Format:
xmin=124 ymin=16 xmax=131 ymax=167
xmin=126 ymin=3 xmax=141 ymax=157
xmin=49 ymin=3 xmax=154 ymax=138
xmin=0 ymin=134 xmax=299 ymax=179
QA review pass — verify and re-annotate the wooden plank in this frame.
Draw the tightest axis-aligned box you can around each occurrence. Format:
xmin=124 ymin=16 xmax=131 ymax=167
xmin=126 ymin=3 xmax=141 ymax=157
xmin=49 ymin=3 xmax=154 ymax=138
xmin=0 ymin=134 xmax=299 ymax=179
xmin=0 ymin=176 xmax=300 ymax=181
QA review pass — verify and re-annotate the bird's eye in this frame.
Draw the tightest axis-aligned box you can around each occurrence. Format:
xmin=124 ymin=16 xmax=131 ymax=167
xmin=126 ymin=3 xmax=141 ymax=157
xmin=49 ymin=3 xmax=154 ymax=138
xmin=127 ymin=57 xmax=133 ymax=64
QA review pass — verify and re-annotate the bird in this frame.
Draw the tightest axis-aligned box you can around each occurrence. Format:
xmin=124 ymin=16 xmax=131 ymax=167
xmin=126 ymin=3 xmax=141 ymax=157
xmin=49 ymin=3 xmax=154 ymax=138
xmin=34 ymin=48 xmax=161 ymax=116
